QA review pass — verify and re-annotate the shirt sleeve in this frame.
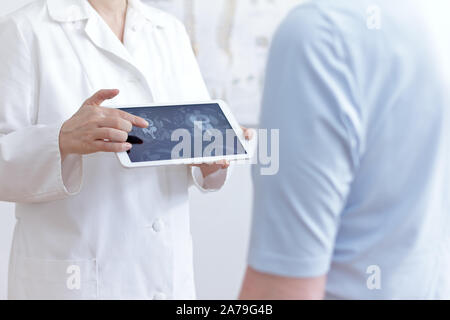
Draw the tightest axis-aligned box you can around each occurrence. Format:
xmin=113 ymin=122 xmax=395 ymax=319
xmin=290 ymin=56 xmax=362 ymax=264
xmin=248 ymin=5 xmax=363 ymax=278
xmin=0 ymin=17 xmax=82 ymax=204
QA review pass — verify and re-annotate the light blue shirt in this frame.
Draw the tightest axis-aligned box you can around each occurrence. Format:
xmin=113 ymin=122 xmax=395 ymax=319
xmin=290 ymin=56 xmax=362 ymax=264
xmin=249 ymin=0 xmax=450 ymax=299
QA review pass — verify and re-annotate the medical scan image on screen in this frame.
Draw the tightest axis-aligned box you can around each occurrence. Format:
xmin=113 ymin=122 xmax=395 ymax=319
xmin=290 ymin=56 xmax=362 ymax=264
xmin=120 ymin=104 xmax=247 ymax=163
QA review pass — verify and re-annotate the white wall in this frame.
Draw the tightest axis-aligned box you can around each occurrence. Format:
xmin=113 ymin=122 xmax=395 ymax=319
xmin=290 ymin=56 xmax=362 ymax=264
xmin=190 ymin=166 xmax=253 ymax=300
xmin=0 ymin=0 xmax=255 ymax=300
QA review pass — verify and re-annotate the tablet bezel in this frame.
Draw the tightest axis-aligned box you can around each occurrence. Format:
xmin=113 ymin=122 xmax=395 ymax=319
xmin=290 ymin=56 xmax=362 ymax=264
xmin=114 ymin=100 xmax=251 ymax=168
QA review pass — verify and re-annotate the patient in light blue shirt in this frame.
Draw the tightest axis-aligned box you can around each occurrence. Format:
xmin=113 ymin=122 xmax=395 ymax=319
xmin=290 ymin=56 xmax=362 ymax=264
xmin=248 ymin=0 xmax=450 ymax=299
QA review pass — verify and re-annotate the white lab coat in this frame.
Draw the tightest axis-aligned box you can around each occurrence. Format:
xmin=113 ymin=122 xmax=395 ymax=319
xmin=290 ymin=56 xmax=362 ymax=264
xmin=0 ymin=0 xmax=229 ymax=300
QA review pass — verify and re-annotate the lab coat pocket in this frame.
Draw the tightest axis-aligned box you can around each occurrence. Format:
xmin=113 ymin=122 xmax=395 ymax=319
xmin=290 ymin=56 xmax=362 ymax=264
xmin=13 ymin=257 xmax=98 ymax=300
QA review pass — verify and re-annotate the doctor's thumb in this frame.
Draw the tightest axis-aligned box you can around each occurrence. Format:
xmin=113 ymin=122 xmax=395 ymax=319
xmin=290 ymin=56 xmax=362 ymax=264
xmin=83 ymin=89 xmax=120 ymax=107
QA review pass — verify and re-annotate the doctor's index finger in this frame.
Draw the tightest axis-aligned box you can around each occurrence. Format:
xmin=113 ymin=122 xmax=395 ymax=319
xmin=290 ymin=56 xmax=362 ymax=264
xmin=114 ymin=109 xmax=149 ymax=128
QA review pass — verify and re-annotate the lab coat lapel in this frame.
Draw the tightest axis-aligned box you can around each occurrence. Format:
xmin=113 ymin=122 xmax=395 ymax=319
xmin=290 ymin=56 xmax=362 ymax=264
xmin=84 ymin=13 xmax=136 ymax=71
xmin=47 ymin=0 xmax=139 ymax=86
xmin=47 ymin=0 xmax=147 ymax=71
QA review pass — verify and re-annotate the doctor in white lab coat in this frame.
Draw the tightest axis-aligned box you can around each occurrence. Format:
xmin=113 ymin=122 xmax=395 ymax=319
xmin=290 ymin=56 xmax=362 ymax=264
xmin=0 ymin=0 xmax=247 ymax=300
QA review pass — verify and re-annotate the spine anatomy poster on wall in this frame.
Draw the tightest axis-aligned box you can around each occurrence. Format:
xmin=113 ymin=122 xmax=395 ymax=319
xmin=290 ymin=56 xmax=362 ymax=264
xmin=144 ymin=0 xmax=303 ymax=125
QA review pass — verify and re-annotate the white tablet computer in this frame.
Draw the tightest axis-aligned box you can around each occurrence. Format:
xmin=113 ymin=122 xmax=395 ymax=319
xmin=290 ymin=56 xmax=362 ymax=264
xmin=115 ymin=100 xmax=250 ymax=168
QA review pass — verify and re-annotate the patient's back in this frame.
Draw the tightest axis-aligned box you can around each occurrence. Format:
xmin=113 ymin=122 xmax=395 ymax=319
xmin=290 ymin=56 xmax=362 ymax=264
xmin=250 ymin=0 xmax=450 ymax=299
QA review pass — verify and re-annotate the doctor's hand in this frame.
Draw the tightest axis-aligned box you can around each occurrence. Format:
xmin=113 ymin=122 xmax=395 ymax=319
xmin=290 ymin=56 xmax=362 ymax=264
xmin=191 ymin=127 xmax=254 ymax=178
xmin=59 ymin=89 xmax=149 ymax=161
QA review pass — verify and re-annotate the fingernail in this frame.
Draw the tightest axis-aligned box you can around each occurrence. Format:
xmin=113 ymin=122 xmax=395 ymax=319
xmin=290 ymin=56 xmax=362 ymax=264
xmin=125 ymin=143 xmax=132 ymax=150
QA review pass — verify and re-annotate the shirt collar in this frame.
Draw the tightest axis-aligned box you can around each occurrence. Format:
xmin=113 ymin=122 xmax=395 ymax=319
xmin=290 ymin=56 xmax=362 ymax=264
xmin=47 ymin=0 xmax=168 ymax=28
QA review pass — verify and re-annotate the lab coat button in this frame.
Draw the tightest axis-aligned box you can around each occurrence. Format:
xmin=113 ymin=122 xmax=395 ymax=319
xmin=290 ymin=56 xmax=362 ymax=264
xmin=153 ymin=292 xmax=167 ymax=300
xmin=152 ymin=219 xmax=164 ymax=233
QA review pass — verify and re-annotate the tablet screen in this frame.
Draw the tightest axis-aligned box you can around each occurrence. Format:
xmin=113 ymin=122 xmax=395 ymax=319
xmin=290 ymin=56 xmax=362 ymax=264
xmin=120 ymin=103 xmax=247 ymax=163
